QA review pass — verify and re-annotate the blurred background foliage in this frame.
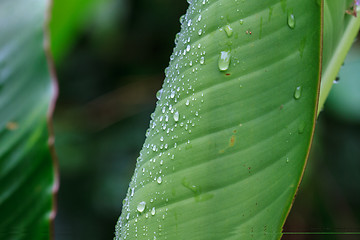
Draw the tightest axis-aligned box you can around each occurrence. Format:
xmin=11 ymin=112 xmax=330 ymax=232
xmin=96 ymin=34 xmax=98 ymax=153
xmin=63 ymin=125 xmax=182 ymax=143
xmin=50 ymin=0 xmax=360 ymax=239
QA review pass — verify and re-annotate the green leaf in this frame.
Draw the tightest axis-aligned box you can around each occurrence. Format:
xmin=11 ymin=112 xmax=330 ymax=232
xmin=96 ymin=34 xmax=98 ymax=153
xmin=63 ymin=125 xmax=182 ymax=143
xmin=115 ymin=0 xmax=321 ymax=239
xmin=115 ymin=0 xmax=359 ymax=239
xmin=0 ymin=0 xmax=57 ymax=239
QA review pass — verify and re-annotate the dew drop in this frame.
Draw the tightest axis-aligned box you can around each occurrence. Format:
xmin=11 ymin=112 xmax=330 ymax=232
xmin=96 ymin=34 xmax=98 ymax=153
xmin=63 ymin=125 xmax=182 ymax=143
xmin=287 ymin=10 xmax=295 ymax=29
xmin=156 ymin=89 xmax=163 ymax=100
xmin=239 ymin=19 xmax=244 ymax=25
xmin=173 ymin=111 xmax=179 ymax=122
xmin=179 ymin=15 xmax=185 ymax=24
xmin=151 ymin=207 xmax=156 ymax=216
xmin=199 ymin=56 xmax=205 ymax=65
xmin=187 ymin=19 xmax=192 ymax=27
xmin=157 ymin=176 xmax=162 ymax=184
xmin=137 ymin=201 xmax=146 ymax=213
xmin=298 ymin=122 xmax=305 ymax=134
xmin=218 ymin=50 xmax=231 ymax=71
xmin=224 ymin=25 xmax=233 ymax=37
xmin=294 ymin=86 xmax=302 ymax=100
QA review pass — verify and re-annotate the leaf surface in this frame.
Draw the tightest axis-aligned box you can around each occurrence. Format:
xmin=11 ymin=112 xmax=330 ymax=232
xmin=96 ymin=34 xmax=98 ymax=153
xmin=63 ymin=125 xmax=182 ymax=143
xmin=0 ymin=0 xmax=57 ymax=239
xmin=115 ymin=0 xmax=354 ymax=239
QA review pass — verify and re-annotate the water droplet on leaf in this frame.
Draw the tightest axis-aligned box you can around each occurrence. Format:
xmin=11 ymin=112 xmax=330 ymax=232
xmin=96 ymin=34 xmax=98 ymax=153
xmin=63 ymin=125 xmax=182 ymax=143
xmin=173 ymin=111 xmax=179 ymax=122
xmin=151 ymin=207 xmax=156 ymax=216
xmin=224 ymin=25 xmax=233 ymax=37
xmin=156 ymin=89 xmax=163 ymax=100
xmin=287 ymin=10 xmax=295 ymax=29
xmin=298 ymin=122 xmax=305 ymax=134
xmin=294 ymin=86 xmax=302 ymax=100
xmin=218 ymin=50 xmax=231 ymax=71
xmin=137 ymin=201 xmax=146 ymax=213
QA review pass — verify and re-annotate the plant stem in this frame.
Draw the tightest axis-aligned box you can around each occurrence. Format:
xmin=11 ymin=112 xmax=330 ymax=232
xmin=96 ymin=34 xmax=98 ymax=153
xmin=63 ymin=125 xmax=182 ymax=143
xmin=318 ymin=8 xmax=360 ymax=116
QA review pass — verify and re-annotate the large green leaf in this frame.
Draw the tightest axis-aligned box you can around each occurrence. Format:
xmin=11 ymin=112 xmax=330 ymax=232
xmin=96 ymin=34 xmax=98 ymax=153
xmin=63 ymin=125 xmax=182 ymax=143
xmin=0 ymin=0 xmax=57 ymax=239
xmin=115 ymin=0 xmax=358 ymax=239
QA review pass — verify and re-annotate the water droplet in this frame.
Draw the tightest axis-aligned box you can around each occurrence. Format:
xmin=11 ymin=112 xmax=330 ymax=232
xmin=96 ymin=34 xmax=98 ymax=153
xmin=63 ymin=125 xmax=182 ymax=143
xmin=185 ymin=99 xmax=190 ymax=106
xmin=182 ymin=178 xmax=201 ymax=195
xmin=179 ymin=15 xmax=185 ymax=24
xmin=173 ymin=111 xmax=179 ymax=122
xmin=157 ymin=176 xmax=162 ymax=184
xmin=286 ymin=157 xmax=290 ymax=163
xmin=151 ymin=207 xmax=156 ymax=216
xmin=218 ymin=50 xmax=231 ymax=71
xmin=224 ymin=25 xmax=233 ymax=37
xmin=298 ymin=122 xmax=305 ymax=134
xmin=137 ymin=201 xmax=146 ymax=213
xmin=294 ymin=86 xmax=302 ymax=100
xmin=187 ymin=19 xmax=192 ymax=27
xmin=199 ymin=56 xmax=205 ymax=65
xmin=156 ymin=89 xmax=163 ymax=100
xmin=287 ymin=10 xmax=295 ymax=29
xmin=239 ymin=19 xmax=244 ymax=25
xmin=333 ymin=76 xmax=340 ymax=84
xmin=174 ymin=33 xmax=180 ymax=45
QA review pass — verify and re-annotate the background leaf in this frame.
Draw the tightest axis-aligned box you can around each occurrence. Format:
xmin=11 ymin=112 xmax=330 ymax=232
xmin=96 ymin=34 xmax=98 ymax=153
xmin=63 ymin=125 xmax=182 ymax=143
xmin=115 ymin=0 xmax=322 ymax=239
xmin=50 ymin=0 xmax=105 ymax=63
xmin=0 ymin=0 xmax=57 ymax=239
xmin=318 ymin=0 xmax=360 ymax=113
